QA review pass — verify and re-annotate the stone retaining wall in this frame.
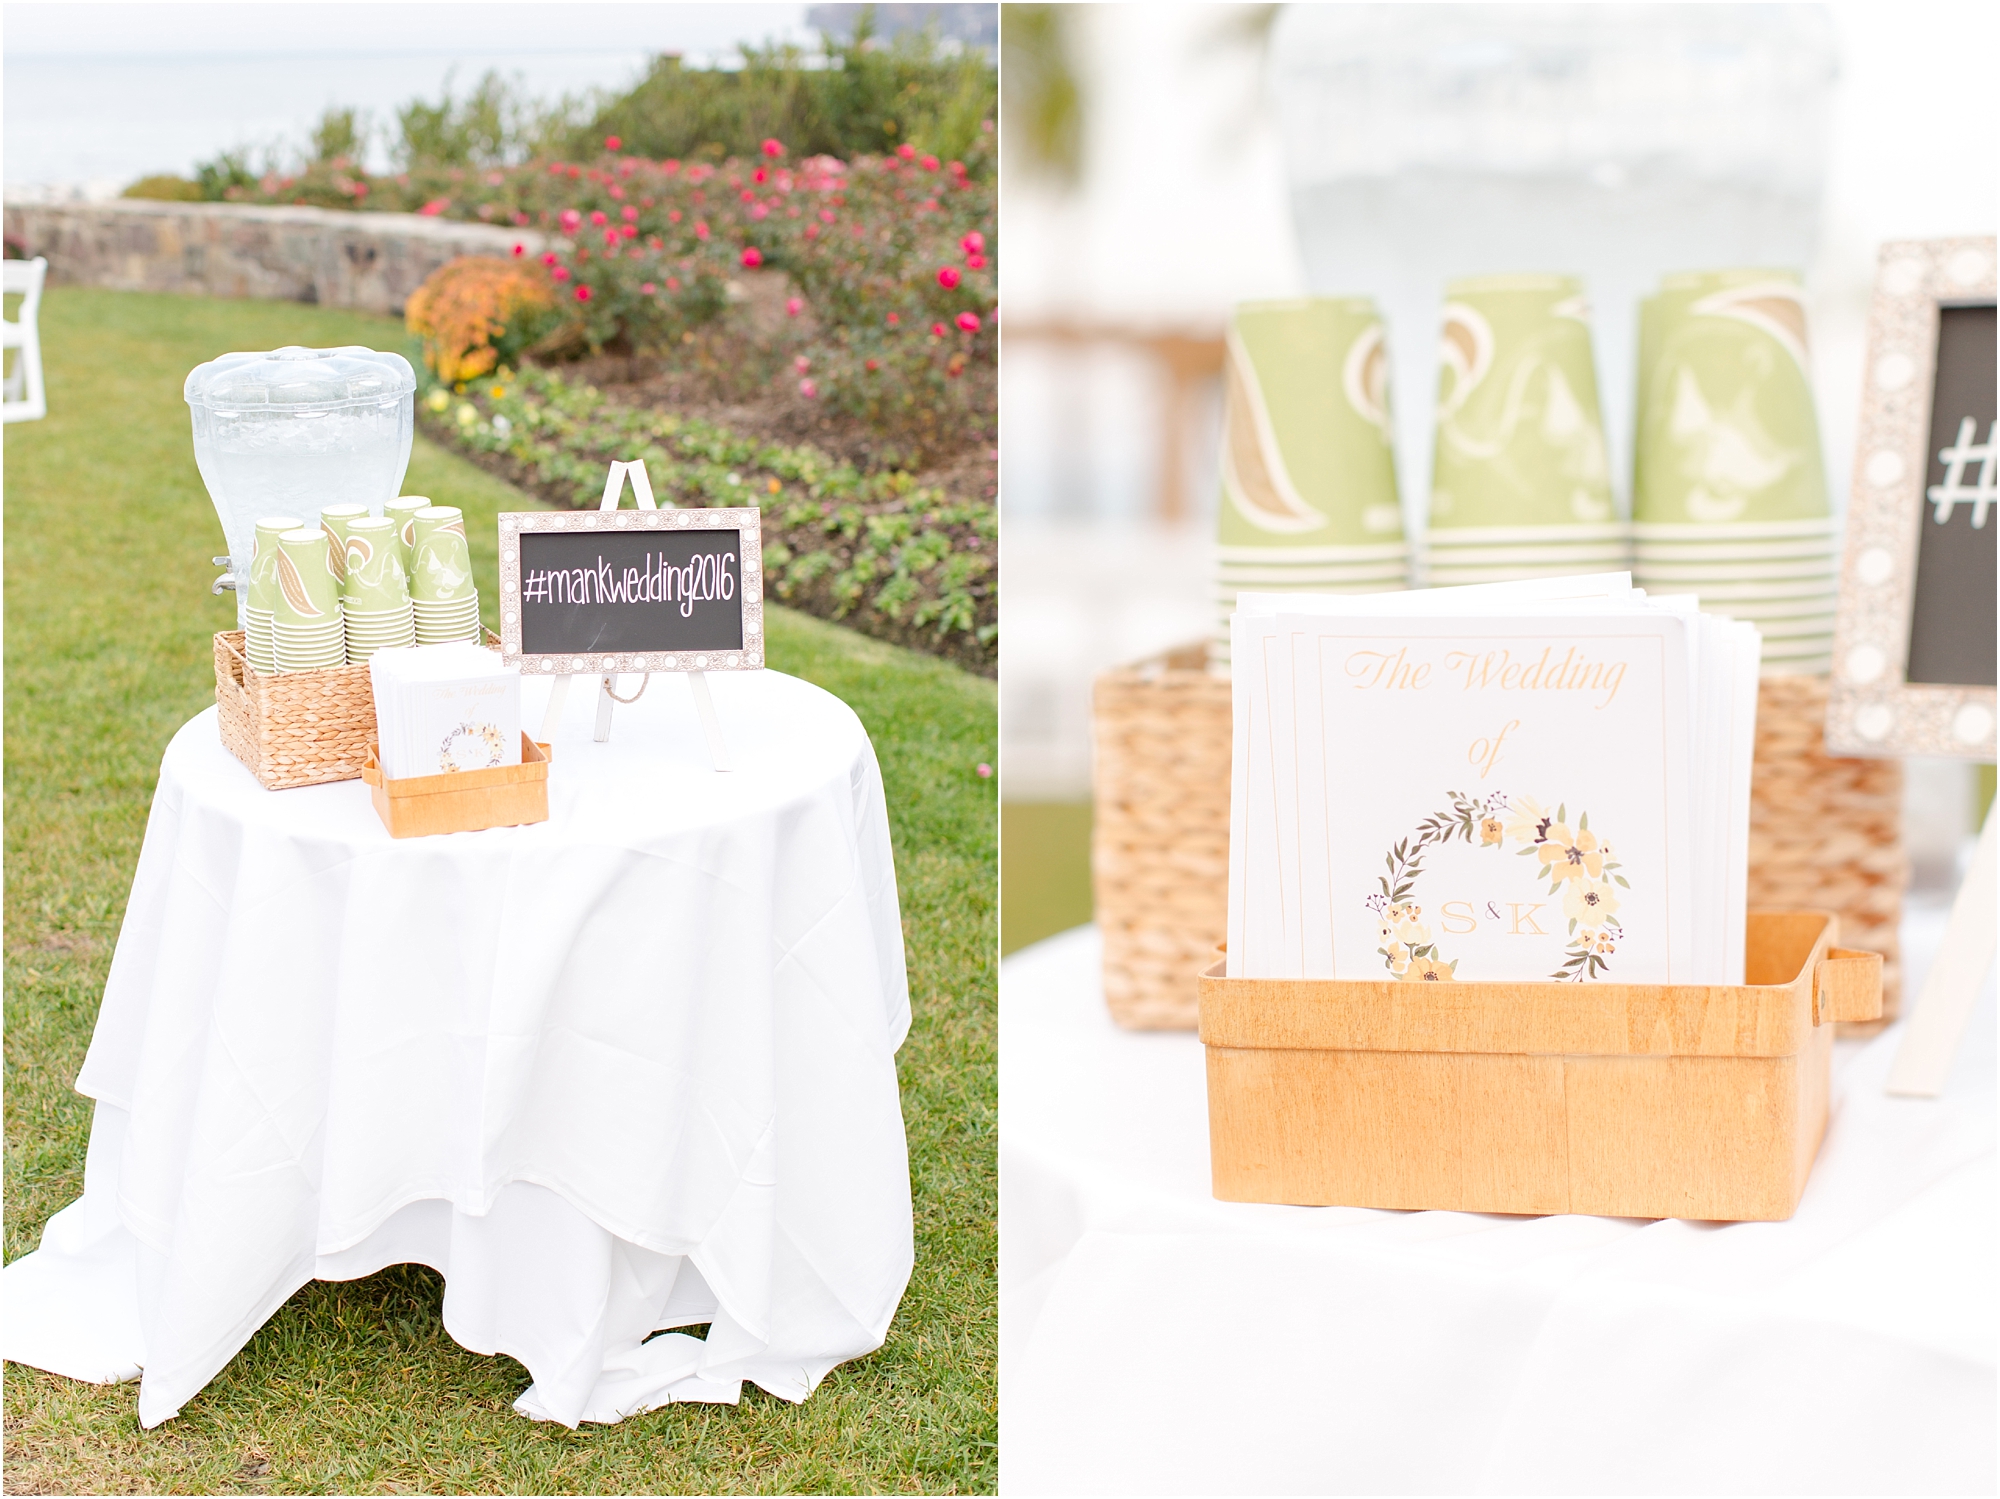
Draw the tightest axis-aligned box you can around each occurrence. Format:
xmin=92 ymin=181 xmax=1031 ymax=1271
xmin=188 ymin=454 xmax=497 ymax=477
xmin=2 ymin=200 xmax=551 ymax=316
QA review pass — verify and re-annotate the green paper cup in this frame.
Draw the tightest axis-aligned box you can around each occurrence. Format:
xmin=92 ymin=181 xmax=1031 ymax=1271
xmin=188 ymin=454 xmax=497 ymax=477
xmin=244 ymin=607 xmax=276 ymax=674
xmin=1217 ymin=298 xmax=1403 ymax=550
xmin=1431 ymin=274 xmax=1614 ymax=529
xmin=344 ymin=602 xmax=415 ymax=663
xmin=342 ymin=518 xmax=411 ymax=609
xmin=248 ymin=516 xmax=303 ymax=617
xmin=385 ymin=497 xmax=429 ymax=573
xmin=409 ymin=507 xmax=475 ymax=604
xmin=272 ymin=528 xmax=341 ymax=626
xmin=319 ymin=504 xmax=370 ymax=584
xmin=410 ymin=504 xmax=466 ymax=544
xmin=415 ymin=622 xmax=482 ymax=646
xmin=409 ymin=541 xmax=475 ymax=604
xmin=1632 ymin=268 xmax=1830 ymax=525
xmin=412 ymin=599 xmax=480 ymax=624
xmin=272 ymin=610 xmax=345 ymax=671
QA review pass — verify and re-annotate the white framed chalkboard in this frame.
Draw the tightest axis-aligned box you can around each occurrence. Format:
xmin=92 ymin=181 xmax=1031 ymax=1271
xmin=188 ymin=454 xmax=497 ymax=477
xmin=495 ymin=505 xmax=765 ymax=676
xmin=1828 ymin=236 xmax=1996 ymax=760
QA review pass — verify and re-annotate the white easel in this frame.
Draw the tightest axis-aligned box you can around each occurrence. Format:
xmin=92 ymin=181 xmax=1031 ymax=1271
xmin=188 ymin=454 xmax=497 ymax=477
xmin=536 ymin=460 xmax=733 ymax=771
xmin=1886 ymin=799 xmax=1996 ymax=1096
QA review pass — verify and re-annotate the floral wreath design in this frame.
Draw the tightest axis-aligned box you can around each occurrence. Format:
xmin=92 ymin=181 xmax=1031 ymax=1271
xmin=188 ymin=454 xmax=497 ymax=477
xmin=439 ymin=721 xmax=506 ymax=773
xmin=1364 ymin=790 xmax=1629 ymax=983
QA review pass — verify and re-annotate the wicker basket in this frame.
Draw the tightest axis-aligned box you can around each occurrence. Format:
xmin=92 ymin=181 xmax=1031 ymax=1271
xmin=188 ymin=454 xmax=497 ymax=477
xmin=1091 ymin=645 xmax=1232 ymax=1029
xmin=214 ymin=630 xmax=377 ymax=790
xmin=1091 ymin=648 xmax=1906 ymax=1031
xmin=1747 ymin=673 xmax=1906 ymax=1030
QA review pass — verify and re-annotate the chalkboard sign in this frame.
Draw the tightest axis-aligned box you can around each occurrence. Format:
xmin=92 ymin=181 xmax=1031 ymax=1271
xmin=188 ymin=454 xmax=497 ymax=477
xmin=1905 ymin=305 xmax=1996 ymax=689
xmin=1829 ymin=238 xmax=1996 ymax=760
xmin=495 ymin=506 xmax=764 ymax=675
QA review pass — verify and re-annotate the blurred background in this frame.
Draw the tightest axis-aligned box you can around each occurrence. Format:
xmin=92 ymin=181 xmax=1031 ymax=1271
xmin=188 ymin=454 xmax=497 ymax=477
xmin=4 ymin=3 xmax=998 ymax=199
xmin=998 ymin=0 xmax=1999 ymax=954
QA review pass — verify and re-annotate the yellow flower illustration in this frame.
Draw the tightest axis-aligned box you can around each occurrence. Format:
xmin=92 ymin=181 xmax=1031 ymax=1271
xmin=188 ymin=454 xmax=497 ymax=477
xmin=1503 ymin=795 xmax=1550 ymax=844
xmin=1563 ymin=876 xmax=1621 ymax=928
xmin=1537 ymin=823 xmax=1605 ymax=883
xmin=1374 ymin=792 xmax=1626 ymax=982
xmin=1399 ymin=956 xmax=1457 ymax=982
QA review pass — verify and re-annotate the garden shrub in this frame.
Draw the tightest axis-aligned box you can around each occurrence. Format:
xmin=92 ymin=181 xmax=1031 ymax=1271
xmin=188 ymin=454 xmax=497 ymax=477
xmin=121 ymin=175 xmax=206 ymax=202
xmin=404 ymin=257 xmax=560 ymax=383
xmin=577 ymin=27 xmax=995 ymax=174
xmin=354 ymin=135 xmax=992 ymax=460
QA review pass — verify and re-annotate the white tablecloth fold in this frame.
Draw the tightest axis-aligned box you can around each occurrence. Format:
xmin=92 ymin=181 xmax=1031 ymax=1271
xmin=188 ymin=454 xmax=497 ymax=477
xmin=5 ymin=669 xmax=914 ymax=1429
xmin=1001 ymin=914 xmax=1996 ymax=1496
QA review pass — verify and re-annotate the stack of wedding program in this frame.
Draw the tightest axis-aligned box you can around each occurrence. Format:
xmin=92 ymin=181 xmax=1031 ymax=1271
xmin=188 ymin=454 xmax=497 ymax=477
xmin=241 ymin=497 xmax=480 ymax=673
xmin=1212 ymin=297 xmax=1409 ymax=663
xmin=1630 ymin=269 xmax=1838 ymax=674
xmin=368 ymin=642 xmax=522 ymax=780
xmin=1227 ymin=572 xmax=1761 ymax=987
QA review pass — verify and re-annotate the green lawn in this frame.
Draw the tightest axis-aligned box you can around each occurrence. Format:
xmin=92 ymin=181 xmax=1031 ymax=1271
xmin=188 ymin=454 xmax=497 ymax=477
xmin=3 ymin=289 xmax=997 ymax=1494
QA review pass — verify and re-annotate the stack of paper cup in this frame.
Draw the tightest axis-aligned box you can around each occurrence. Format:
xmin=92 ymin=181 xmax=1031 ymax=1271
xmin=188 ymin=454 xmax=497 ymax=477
xmin=340 ymin=517 xmax=417 ymax=663
xmin=409 ymin=506 xmax=483 ymax=644
xmin=1213 ymin=297 xmax=1408 ymax=663
xmin=270 ymin=527 xmax=345 ymax=673
xmin=1631 ymin=269 xmax=1837 ymax=674
xmin=243 ymin=515 xmax=302 ymax=674
xmin=384 ymin=496 xmax=431 ymax=578
xmin=319 ymin=503 xmax=370 ymax=587
xmin=1425 ymin=274 xmax=1628 ymax=586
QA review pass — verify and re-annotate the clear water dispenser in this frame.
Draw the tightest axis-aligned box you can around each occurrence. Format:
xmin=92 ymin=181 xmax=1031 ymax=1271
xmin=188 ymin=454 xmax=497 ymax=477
xmin=185 ymin=346 xmax=415 ymax=627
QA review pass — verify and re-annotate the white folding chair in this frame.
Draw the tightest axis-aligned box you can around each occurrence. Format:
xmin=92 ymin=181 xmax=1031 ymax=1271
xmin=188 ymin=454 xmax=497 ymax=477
xmin=3 ymin=256 xmax=49 ymax=423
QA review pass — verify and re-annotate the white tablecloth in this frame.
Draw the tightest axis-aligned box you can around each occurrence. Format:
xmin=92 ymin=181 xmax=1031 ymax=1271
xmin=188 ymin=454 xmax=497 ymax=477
xmin=1001 ymin=902 xmax=1996 ymax=1495
xmin=4 ymin=668 xmax=913 ymax=1429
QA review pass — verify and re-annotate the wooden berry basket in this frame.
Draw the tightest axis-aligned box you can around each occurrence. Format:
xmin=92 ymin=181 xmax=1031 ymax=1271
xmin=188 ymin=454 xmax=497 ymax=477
xmin=1198 ymin=909 xmax=1880 ymax=1222
xmin=360 ymin=734 xmax=551 ymax=838
xmin=214 ymin=630 xmax=375 ymax=790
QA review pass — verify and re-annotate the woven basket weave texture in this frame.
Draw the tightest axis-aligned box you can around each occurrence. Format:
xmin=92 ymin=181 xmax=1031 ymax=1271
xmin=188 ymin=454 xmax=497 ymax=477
xmin=1746 ymin=673 xmax=1905 ymax=1028
xmin=1091 ymin=646 xmax=1232 ymax=1030
xmin=1090 ymin=649 xmax=1905 ymax=1031
xmin=214 ymin=630 xmax=377 ymax=790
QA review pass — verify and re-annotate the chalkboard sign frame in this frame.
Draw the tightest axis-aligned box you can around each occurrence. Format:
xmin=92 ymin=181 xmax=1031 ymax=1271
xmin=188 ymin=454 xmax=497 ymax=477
xmin=494 ymin=505 xmax=765 ymax=676
xmin=1828 ymin=236 xmax=1996 ymax=761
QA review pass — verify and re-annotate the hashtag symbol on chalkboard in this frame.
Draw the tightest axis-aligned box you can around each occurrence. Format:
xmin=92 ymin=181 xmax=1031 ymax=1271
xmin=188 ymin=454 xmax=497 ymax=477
xmin=522 ymin=570 xmax=554 ymax=603
xmin=1928 ymin=417 xmax=1996 ymax=529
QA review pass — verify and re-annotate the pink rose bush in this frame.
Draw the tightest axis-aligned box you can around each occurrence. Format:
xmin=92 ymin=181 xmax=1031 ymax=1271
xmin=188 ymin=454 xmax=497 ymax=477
xmin=271 ymin=137 xmax=993 ymax=452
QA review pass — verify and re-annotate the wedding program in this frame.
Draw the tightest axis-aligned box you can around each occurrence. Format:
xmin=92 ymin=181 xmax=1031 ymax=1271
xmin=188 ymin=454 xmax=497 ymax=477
xmin=1226 ymin=573 xmax=1761 ymax=985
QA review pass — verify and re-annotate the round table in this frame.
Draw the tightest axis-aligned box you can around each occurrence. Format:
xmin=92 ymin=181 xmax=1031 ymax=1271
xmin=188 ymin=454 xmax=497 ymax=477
xmin=2 ymin=668 xmax=914 ymax=1429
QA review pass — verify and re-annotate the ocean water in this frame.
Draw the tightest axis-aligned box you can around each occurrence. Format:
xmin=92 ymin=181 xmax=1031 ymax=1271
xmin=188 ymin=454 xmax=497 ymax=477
xmin=3 ymin=49 xmax=660 ymax=193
